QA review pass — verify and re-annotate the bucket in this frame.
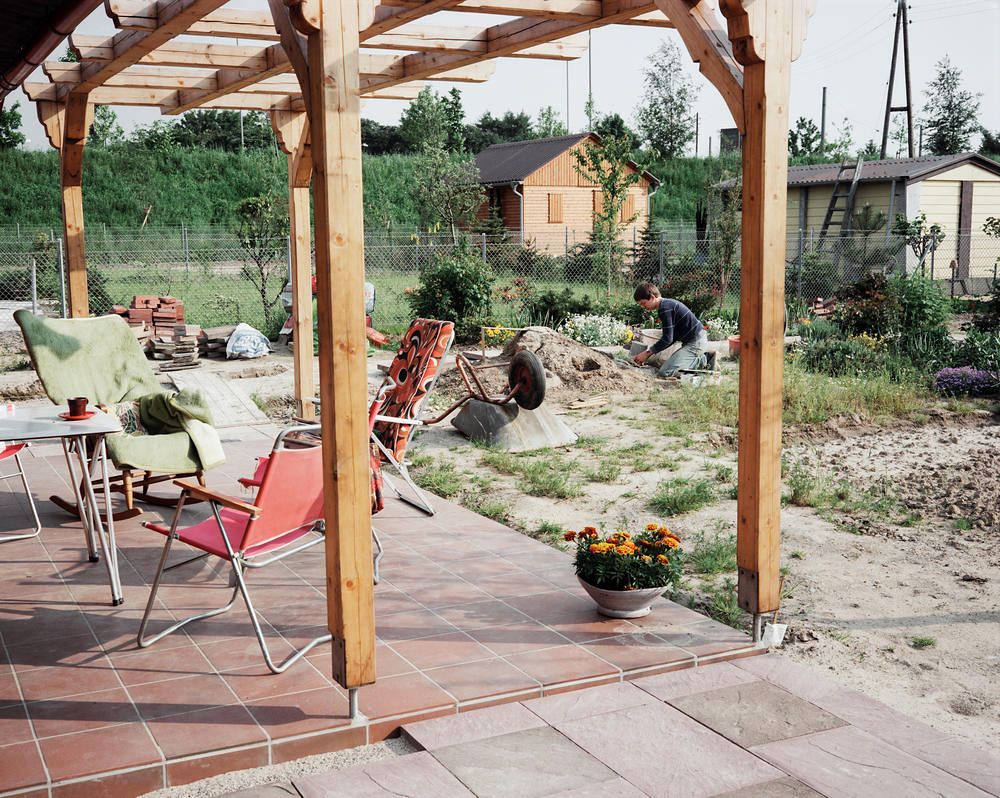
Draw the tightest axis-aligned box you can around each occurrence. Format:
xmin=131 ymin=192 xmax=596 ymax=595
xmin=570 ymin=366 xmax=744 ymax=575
xmin=728 ymin=335 xmax=741 ymax=356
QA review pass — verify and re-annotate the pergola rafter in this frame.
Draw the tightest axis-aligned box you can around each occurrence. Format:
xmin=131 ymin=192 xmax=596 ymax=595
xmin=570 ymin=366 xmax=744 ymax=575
xmin=16 ymin=0 xmax=815 ymax=711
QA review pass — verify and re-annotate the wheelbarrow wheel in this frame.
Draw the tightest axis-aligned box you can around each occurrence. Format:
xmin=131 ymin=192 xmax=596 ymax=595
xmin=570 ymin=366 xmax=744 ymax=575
xmin=508 ymin=351 xmax=546 ymax=410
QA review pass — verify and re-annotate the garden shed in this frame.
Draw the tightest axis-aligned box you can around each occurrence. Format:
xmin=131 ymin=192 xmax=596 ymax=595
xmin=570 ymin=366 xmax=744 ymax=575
xmin=785 ymin=153 xmax=1000 ymax=284
xmin=475 ymin=132 xmax=659 ymax=251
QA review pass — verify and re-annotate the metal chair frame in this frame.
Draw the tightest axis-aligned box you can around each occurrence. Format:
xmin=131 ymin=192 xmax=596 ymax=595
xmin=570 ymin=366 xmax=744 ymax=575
xmin=0 ymin=443 xmax=41 ymax=543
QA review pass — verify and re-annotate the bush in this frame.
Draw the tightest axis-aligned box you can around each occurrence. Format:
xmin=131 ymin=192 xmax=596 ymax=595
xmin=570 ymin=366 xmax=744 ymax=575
xmin=832 ymin=273 xmax=900 ymax=336
xmin=933 ymin=367 xmax=999 ymax=396
xmin=799 ymin=338 xmax=885 ymax=377
xmin=559 ymin=314 xmax=633 ymax=347
xmin=795 ymin=317 xmax=840 ymax=341
xmin=522 ymin=287 xmax=592 ymax=328
xmin=970 ymin=278 xmax=1000 ymax=332
xmin=952 ymin=329 xmax=1000 ymax=373
xmin=408 ymin=244 xmax=494 ymax=342
xmin=661 ymin=270 xmax=719 ymax=321
xmin=787 ymin=249 xmax=839 ymax=301
xmin=892 ymin=274 xmax=950 ymax=335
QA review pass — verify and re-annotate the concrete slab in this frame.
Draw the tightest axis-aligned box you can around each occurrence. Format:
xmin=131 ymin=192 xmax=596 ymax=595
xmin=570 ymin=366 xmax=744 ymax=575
xmin=450 ymin=399 xmax=576 ymax=452
xmin=402 ymin=702 xmax=546 ymax=751
xmin=632 ymin=661 xmax=760 ymax=702
xmin=667 ymin=681 xmax=846 ymax=748
xmin=294 ymin=751 xmax=474 ymax=798
xmin=430 ymin=726 xmax=618 ymax=798
xmin=712 ymin=776 xmax=825 ymax=797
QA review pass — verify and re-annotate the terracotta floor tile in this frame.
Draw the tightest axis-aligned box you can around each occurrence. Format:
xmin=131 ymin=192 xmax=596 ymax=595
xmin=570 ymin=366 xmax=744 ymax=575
xmin=581 ymin=633 xmax=694 ymax=672
xmin=0 ymin=740 xmax=47 ymax=793
xmin=5 ymin=633 xmax=102 ymax=673
xmin=375 ymin=608 xmax=460 ymax=643
xmin=221 ymin=659 xmax=330 ymax=703
xmin=753 ymin=726 xmax=989 ymax=798
xmin=441 ymin=557 xmax=527 ymax=581
xmin=543 ymin=613 xmax=640 ymax=644
xmin=0 ymin=700 xmax=36 ymax=745
xmin=109 ymin=641 xmax=215 ymax=687
xmin=403 ymin=701 xmax=546 ymax=751
xmin=473 ymin=571 xmax=561 ymax=600
xmin=505 ymin=645 xmax=620 ymax=687
xmin=17 ymin=657 xmax=124 ymax=703
xmin=375 ymin=589 xmax=426 ymax=616
xmin=523 ymin=682 xmax=658 ymax=726
xmin=467 ymin=620 xmax=571 ymax=657
xmin=504 ymin=591 xmax=593 ymax=623
xmin=129 ymin=672 xmax=240 ymax=719
xmin=146 ymin=703 xmax=267 ymax=759
xmin=633 ymin=661 xmax=760 ymax=701
xmin=39 ymin=723 xmax=162 ymax=783
xmin=50 ymin=765 xmax=164 ymax=798
xmin=425 ymin=657 xmax=540 ymax=703
xmin=400 ymin=578 xmax=495 ymax=610
xmin=295 ymin=750 xmax=475 ymax=798
xmin=246 ymin=685 xmax=352 ymax=739
xmin=196 ymin=634 xmax=295 ymax=673
xmin=357 ymin=672 xmax=456 ymax=720
xmin=26 ymin=686 xmax=140 ymax=738
xmin=389 ymin=631 xmax=495 ymax=671
xmin=434 ymin=600 xmax=534 ymax=631
xmin=557 ymin=701 xmax=781 ymax=797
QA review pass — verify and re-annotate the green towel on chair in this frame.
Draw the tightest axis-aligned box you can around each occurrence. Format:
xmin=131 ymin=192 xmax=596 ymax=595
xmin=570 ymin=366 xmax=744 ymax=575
xmin=139 ymin=390 xmax=226 ymax=471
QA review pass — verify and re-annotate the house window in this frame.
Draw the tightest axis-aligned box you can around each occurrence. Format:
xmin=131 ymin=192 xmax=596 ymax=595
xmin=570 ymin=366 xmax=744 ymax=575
xmin=548 ymin=193 xmax=564 ymax=224
xmin=619 ymin=194 xmax=636 ymax=223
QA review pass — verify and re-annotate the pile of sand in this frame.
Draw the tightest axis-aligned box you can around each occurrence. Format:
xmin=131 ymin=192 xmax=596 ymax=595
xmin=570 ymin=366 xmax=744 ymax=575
xmin=435 ymin=326 xmax=654 ymax=402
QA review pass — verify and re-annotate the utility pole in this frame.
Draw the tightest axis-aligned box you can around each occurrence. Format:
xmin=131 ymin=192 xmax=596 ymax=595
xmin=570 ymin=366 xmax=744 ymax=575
xmin=918 ymin=124 xmax=924 ymax=156
xmin=695 ymin=112 xmax=699 ymax=156
xmin=880 ymin=0 xmax=915 ymax=158
xmin=587 ymin=31 xmax=594 ymax=130
xmin=566 ymin=61 xmax=570 ymax=132
xmin=820 ymin=86 xmax=827 ymax=152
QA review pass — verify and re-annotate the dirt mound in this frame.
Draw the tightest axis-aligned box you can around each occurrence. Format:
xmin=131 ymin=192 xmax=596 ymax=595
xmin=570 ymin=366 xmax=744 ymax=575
xmin=435 ymin=327 xmax=654 ymax=402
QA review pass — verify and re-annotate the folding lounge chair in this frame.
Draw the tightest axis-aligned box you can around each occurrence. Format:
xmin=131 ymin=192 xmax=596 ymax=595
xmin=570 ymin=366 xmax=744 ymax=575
xmin=370 ymin=318 xmax=455 ymax=515
xmin=137 ymin=425 xmax=328 ymax=673
xmin=15 ymin=310 xmax=224 ymax=519
xmin=0 ymin=443 xmax=41 ymax=543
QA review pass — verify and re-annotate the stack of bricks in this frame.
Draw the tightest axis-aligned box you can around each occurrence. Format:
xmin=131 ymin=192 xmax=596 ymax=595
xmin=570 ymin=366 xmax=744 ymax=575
xmin=158 ymin=323 xmax=202 ymax=372
xmin=125 ymin=295 xmax=186 ymax=339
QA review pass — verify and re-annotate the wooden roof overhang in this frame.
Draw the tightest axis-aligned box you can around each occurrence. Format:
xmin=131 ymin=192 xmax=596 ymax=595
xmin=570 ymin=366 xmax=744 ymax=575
xmin=13 ymin=0 xmax=816 ymax=706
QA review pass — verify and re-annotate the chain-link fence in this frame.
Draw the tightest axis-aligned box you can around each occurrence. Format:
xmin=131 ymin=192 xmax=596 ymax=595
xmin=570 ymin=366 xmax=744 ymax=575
xmin=1 ymin=224 xmax=997 ymax=337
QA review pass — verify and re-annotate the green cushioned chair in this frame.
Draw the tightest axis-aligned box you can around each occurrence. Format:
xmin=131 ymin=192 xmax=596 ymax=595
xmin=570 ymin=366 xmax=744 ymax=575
xmin=15 ymin=310 xmax=223 ymax=517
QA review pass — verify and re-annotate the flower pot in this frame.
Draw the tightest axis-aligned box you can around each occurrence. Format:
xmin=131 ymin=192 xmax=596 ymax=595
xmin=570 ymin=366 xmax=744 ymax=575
xmin=728 ymin=335 xmax=740 ymax=356
xmin=577 ymin=577 xmax=666 ymax=619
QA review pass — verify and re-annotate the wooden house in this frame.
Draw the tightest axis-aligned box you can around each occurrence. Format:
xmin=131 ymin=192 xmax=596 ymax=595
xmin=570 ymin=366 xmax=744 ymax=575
xmin=785 ymin=153 xmax=1000 ymax=283
xmin=474 ymin=133 xmax=659 ymax=251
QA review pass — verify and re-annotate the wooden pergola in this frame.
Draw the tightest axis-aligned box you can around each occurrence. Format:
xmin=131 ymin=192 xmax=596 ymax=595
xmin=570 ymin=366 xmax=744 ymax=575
xmin=14 ymin=0 xmax=814 ymax=698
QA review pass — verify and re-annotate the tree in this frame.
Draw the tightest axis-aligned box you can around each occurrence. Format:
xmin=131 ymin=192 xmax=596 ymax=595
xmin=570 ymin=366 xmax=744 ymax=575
xmin=595 ymin=113 xmax=637 ymax=149
xmin=826 ymin=117 xmax=854 ymax=160
xmin=921 ymin=56 xmax=981 ymax=155
xmin=0 ymin=102 xmax=26 ymax=149
xmin=399 ymin=87 xmax=447 ymax=151
xmin=858 ymin=139 xmax=880 ymax=159
xmin=89 ymin=105 xmax=124 ymax=148
xmin=787 ymin=117 xmax=821 ymax=157
xmin=535 ymin=106 xmax=568 ymax=138
xmin=235 ymin=195 xmax=289 ymax=331
xmin=129 ymin=119 xmax=178 ymax=152
xmin=978 ymin=128 xmax=1000 ymax=157
xmin=361 ymin=119 xmax=405 ymax=154
xmin=572 ymin=135 xmax=641 ymax=292
xmin=170 ymin=110 xmax=274 ymax=151
xmin=888 ymin=116 xmax=909 ymax=158
xmin=893 ymin=212 xmax=945 ymax=268
xmin=441 ymin=88 xmax=466 ymax=151
xmin=411 ymin=143 xmax=486 ymax=242
xmin=635 ymin=41 xmax=699 ymax=159
xmin=707 ymin=174 xmax=742 ymax=314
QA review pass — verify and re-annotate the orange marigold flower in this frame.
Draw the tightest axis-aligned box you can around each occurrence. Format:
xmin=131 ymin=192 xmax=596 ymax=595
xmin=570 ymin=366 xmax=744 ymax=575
xmin=564 ymin=531 xmax=577 ymax=541
xmin=583 ymin=525 xmax=598 ymax=535
xmin=663 ymin=537 xmax=680 ymax=549
xmin=641 ymin=555 xmax=652 ymax=563
xmin=646 ymin=523 xmax=659 ymax=531
xmin=657 ymin=554 xmax=670 ymax=564
xmin=615 ymin=544 xmax=634 ymax=555
xmin=657 ymin=526 xmax=671 ymax=537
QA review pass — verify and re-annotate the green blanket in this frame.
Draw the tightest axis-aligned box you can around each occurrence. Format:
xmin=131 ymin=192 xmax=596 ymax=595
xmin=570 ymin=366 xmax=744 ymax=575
xmin=139 ymin=390 xmax=226 ymax=471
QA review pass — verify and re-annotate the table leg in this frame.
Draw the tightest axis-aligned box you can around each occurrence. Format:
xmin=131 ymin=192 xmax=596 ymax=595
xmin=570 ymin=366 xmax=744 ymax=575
xmin=72 ymin=436 xmax=124 ymax=606
xmin=62 ymin=438 xmax=98 ymax=562
xmin=97 ymin=437 xmax=122 ymax=604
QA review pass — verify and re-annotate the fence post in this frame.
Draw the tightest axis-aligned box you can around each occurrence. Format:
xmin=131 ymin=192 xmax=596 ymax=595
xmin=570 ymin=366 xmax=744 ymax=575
xmin=657 ymin=231 xmax=664 ymax=284
xmin=56 ymin=237 xmax=67 ymax=318
xmin=30 ymin=257 xmax=38 ymax=315
xmin=564 ymin=226 xmax=568 ymax=257
xmin=481 ymin=232 xmax=486 ymax=264
xmin=796 ymin=228 xmax=803 ymax=302
xmin=183 ymin=223 xmax=190 ymax=274
xmin=929 ymin=237 xmax=936 ymax=281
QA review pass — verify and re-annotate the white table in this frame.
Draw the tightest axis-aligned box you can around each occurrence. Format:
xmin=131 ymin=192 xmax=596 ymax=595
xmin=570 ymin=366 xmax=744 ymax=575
xmin=0 ymin=406 xmax=124 ymax=605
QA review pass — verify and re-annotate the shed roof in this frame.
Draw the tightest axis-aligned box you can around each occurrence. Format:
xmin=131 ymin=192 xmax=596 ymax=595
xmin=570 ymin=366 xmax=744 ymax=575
xmin=784 ymin=152 xmax=1000 ymax=187
xmin=475 ymin=132 xmax=659 ymax=188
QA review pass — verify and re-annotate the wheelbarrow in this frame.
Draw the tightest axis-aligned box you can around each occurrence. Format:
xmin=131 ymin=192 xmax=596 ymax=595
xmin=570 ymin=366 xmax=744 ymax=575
xmin=422 ymin=349 xmax=547 ymax=425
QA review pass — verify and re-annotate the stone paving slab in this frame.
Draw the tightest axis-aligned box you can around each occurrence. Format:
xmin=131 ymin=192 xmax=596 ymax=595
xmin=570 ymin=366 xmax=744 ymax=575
xmin=712 ymin=776 xmax=825 ymax=797
xmin=667 ymin=680 xmax=846 ymax=748
xmin=294 ymin=751 xmax=474 ymax=798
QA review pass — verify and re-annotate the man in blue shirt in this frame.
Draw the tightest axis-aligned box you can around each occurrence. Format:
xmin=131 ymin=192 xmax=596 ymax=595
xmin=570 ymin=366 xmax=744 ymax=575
xmin=632 ymin=282 xmax=709 ymax=378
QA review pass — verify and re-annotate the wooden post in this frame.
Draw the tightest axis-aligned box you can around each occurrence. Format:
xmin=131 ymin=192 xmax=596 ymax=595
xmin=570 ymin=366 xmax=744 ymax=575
xmin=282 ymin=0 xmax=375 ymax=689
xmin=272 ymin=110 xmax=317 ymax=420
xmin=720 ymin=0 xmax=807 ymax=618
xmin=61 ymin=95 xmax=94 ymax=318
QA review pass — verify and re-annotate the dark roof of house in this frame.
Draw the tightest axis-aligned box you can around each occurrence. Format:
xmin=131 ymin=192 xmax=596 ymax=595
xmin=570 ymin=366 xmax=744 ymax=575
xmin=784 ymin=153 xmax=1000 ymax=187
xmin=475 ymin=132 xmax=660 ymax=187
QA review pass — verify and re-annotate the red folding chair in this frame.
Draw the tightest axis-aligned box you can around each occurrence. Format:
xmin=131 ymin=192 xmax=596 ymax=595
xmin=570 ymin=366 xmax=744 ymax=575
xmin=0 ymin=442 xmax=41 ymax=543
xmin=137 ymin=425 xmax=329 ymax=673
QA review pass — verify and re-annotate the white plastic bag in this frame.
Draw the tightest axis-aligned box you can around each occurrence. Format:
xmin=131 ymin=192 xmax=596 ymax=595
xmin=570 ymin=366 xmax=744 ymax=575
xmin=226 ymin=323 xmax=270 ymax=359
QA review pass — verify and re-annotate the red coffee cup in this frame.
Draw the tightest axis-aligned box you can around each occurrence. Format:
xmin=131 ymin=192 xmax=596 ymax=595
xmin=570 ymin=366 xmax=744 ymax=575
xmin=67 ymin=397 xmax=88 ymax=417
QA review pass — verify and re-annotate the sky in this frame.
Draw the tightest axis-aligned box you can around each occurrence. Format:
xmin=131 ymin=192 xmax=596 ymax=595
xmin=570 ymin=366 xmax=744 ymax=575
xmin=11 ymin=0 xmax=1000 ymax=155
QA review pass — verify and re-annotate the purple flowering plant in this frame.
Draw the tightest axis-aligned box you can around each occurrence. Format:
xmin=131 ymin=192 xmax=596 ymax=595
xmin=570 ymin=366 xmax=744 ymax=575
xmin=933 ymin=367 xmax=999 ymax=396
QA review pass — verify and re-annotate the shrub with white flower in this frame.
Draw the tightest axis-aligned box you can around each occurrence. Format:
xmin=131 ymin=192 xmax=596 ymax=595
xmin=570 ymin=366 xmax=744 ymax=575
xmin=703 ymin=316 xmax=739 ymax=341
xmin=559 ymin=314 xmax=634 ymax=347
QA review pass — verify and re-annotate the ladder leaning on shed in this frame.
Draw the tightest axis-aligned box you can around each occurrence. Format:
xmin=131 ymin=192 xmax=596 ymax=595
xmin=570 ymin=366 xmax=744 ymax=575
xmin=817 ymin=157 xmax=864 ymax=270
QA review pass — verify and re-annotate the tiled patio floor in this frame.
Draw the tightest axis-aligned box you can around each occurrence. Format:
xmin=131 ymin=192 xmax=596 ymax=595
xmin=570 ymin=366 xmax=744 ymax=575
xmin=284 ymin=656 xmax=999 ymax=798
xmin=0 ymin=430 xmax=759 ymax=797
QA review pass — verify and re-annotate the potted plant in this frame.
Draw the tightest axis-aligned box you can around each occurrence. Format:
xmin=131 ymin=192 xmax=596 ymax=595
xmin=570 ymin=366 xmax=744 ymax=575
xmin=566 ymin=525 xmax=683 ymax=618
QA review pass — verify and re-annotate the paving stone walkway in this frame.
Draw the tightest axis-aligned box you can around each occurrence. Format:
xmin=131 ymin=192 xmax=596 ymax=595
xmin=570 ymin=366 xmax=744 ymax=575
xmin=245 ymin=656 xmax=1000 ymax=798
